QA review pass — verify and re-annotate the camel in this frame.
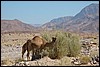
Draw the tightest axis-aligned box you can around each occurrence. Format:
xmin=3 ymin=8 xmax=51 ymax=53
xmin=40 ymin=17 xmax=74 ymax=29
xmin=22 ymin=36 xmax=56 ymax=61
xmin=22 ymin=36 xmax=47 ymax=60
xmin=22 ymin=39 xmax=37 ymax=60
xmin=31 ymin=37 xmax=57 ymax=60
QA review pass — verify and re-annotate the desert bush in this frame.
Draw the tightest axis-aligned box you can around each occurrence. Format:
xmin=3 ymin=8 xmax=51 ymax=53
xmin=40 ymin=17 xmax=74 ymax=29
xmin=54 ymin=31 xmax=68 ymax=59
xmin=65 ymin=33 xmax=81 ymax=57
xmin=41 ymin=31 xmax=52 ymax=42
xmin=79 ymin=55 xmax=90 ymax=64
xmin=59 ymin=56 xmax=72 ymax=66
xmin=41 ymin=31 xmax=57 ymax=58
xmin=41 ymin=31 xmax=81 ymax=59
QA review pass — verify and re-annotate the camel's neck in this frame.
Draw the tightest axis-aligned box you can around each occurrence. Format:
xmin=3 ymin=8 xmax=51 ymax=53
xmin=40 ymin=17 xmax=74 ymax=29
xmin=51 ymin=40 xmax=55 ymax=44
xmin=46 ymin=40 xmax=55 ymax=47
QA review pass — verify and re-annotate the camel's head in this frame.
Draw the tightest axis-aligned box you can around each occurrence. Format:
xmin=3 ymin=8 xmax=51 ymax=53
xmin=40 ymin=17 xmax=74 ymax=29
xmin=52 ymin=37 xmax=56 ymax=42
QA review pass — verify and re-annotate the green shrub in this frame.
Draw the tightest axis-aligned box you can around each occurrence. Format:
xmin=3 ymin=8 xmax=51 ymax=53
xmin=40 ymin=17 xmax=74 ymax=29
xmin=79 ymin=55 xmax=90 ymax=64
xmin=41 ymin=31 xmax=81 ymax=59
xmin=66 ymin=33 xmax=81 ymax=57
xmin=41 ymin=32 xmax=50 ymax=42
xmin=41 ymin=31 xmax=57 ymax=59
xmin=54 ymin=31 xmax=68 ymax=59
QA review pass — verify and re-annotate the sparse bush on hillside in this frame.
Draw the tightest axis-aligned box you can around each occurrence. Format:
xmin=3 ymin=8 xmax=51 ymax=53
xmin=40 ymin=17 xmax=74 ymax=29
xmin=41 ymin=31 xmax=81 ymax=59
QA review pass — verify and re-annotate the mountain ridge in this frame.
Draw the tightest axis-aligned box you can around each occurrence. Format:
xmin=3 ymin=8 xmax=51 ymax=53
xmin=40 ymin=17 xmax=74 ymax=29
xmin=41 ymin=3 xmax=99 ymax=33
xmin=1 ymin=19 xmax=36 ymax=33
xmin=1 ymin=3 xmax=99 ymax=33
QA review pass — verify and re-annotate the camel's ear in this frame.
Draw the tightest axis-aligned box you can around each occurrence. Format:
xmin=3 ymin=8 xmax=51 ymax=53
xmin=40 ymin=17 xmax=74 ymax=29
xmin=52 ymin=36 xmax=56 ymax=39
xmin=53 ymin=36 xmax=57 ymax=38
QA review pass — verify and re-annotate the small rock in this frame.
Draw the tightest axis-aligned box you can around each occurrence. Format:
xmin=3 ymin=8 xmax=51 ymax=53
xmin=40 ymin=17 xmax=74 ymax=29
xmin=20 ymin=61 xmax=24 ymax=64
xmin=25 ymin=62 xmax=30 ymax=66
xmin=2 ymin=65 xmax=7 ymax=66
xmin=93 ymin=61 xmax=97 ymax=64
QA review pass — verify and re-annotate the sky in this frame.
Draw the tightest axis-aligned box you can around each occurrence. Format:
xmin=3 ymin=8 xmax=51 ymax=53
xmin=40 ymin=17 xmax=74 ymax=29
xmin=1 ymin=1 xmax=99 ymax=25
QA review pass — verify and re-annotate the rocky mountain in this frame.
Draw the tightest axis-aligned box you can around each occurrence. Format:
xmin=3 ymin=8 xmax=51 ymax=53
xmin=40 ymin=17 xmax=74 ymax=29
xmin=42 ymin=3 xmax=99 ymax=33
xmin=1 ymin=19 xmax=36 ymax=33
xmin=42 ymin=16 xmax=73 ymax=30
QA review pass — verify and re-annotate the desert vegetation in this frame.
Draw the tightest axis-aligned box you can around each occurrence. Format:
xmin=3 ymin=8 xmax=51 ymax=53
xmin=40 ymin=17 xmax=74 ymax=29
xmin=1 ymin=2 xmax=99 ymax=66
xmin=40 ymin=31 xmax=81 ymax=59
xmin=1 ymin=31 xmax=99 ymax=66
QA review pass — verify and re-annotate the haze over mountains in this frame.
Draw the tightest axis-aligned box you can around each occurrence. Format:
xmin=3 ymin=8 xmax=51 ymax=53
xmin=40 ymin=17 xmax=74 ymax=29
xmin=1 ymin=3 xmax=99 ymax=33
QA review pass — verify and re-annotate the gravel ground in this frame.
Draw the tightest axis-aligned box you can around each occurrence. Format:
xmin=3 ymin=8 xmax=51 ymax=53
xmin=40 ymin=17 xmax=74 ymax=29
xmin=1 ymin=33 xmax=99 ymax=66
xmin=1 ymin=45 xmax=22 ymax=60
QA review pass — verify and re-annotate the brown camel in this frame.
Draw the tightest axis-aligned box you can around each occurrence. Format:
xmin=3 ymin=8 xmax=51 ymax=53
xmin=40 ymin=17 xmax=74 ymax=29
xmin=22 ymin=36 xmax=47 ymax=60
xmin=31 ymin=37 xmax=57 ymax=60
xmin=22 ymin=36 xmax=56 ymax=61
xmin=22 ymin=39 xmax=37 ymax=60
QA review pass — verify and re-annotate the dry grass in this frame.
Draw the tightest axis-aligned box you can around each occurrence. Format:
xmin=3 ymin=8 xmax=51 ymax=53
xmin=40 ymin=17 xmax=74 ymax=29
xmin=79 ymin=55 xmax=90 ymax=64
xmin=1 ymin=33 xmax=35 ymax=46
xmin=1 ymin=57 xmax=15 ymax=66
xmin=59 ymin=56 xmax=73 ymax=66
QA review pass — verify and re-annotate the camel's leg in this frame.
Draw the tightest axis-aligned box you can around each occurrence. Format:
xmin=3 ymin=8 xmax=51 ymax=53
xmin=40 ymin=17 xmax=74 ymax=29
xmin=39 ymin=49 xmax=43 ymax=59
xmin=22 ymin=48 xmax=26 ymax=60
xmin=31 ymin=49 xmax=36 ymax=61
xmin=27 ymin=51 xmax=30 ymax=61
xmin=32 ymin=49 xmax=35 ymax=56
xmin=35 ymin=49 xmax=39 ymax=55
xmin=35 ymin=49 xmax=42 ymax=59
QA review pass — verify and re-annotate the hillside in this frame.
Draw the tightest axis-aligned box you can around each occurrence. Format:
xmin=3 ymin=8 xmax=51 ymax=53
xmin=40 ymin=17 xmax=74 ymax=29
xmin=41 ymin=3 xmax=99 ymax=33
xmin=42 ymin=16 xmax=73 ymax=30
xmin=1 ymin=19 xmax=36 ymax=33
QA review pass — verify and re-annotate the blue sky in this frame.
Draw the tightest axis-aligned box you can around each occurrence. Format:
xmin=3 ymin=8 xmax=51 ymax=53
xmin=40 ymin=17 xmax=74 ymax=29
xmin=1 ymin=1 xmax=99 ymax=25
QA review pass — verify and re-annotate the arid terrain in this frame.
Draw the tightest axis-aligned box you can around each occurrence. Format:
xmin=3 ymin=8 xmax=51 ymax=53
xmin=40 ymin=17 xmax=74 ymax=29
xmin=1 ymin=3 xmax=99 ymax=66
xmin=1 ymin=32 xmax=99 ymax=66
